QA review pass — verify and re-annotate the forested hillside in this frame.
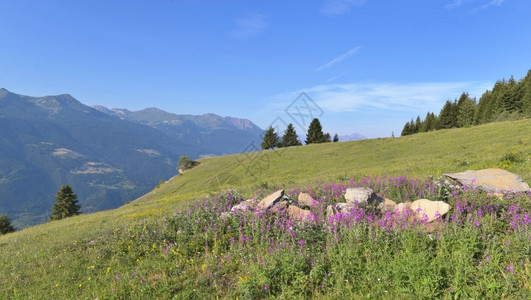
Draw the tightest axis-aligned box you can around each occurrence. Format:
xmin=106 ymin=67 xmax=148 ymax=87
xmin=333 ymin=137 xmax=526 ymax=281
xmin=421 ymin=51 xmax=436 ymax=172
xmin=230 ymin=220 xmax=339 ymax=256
xmin=402 ymin=69 xmax=531 ymax=135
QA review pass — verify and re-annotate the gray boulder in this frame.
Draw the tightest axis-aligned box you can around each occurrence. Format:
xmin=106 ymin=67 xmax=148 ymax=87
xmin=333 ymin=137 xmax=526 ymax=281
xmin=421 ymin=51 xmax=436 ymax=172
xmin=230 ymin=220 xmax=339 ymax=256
xmin=344 ymin=187 xmax=384 ymax=205
xmin=257 ymin=189 xmax=284 ymax=210
xmin=288 ymin=205 xmax=312 ymax=221
xmin=410 ymin=199 xmax=451 ymax=223
xmin=444 ymin=168 xmax=530 ymax=193
xmin=298 ymin=192 xmax=318 ymax=208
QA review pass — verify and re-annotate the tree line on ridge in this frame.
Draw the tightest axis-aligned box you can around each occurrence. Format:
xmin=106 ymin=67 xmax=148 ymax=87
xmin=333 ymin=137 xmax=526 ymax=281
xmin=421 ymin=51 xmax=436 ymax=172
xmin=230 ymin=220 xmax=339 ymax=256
xmin=402 ymin=69 xmax=531 ymax=136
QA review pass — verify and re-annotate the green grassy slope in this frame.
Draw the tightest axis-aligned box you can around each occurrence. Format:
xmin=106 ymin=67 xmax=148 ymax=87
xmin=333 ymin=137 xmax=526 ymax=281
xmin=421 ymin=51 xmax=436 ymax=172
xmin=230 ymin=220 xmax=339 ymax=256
xmin=138 ymin=118 xmax=530 ymax=203
xmin=0 ymin=119 xmax=530 ymax=298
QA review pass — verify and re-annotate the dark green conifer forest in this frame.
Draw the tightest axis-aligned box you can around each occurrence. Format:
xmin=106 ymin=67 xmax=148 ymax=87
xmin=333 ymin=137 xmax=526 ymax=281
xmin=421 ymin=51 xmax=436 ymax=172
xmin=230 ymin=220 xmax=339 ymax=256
xmin=402 ymin=69 xmax=531 ymax=136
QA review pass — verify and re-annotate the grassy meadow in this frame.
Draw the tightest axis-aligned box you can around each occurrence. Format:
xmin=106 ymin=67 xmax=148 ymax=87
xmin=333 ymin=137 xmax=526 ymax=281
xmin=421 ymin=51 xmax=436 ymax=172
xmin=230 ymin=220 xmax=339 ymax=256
xmin=0 ymin=119 xmax=530 ymax=299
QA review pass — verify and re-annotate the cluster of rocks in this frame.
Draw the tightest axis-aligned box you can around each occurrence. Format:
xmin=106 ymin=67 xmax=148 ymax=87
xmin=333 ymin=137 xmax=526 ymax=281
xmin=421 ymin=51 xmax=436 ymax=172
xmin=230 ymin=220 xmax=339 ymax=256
xmin=326 ymin=187 xmax=451 ymax=223
xmin=227 ymin=169 xmax=528 ymax=233
xmin=229 ymin=186 xmax=452 ymax=232
xmin=230 ymin=189 xmax=316 ymax=221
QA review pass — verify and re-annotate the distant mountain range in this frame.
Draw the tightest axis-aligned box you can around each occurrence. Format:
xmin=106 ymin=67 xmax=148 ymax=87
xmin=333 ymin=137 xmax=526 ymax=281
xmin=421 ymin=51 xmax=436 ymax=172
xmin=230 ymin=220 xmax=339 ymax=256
xmin=338 ymin=133 xmax=366 ymax=142
xmin=0 ymin=88 xmax=263 ymax=228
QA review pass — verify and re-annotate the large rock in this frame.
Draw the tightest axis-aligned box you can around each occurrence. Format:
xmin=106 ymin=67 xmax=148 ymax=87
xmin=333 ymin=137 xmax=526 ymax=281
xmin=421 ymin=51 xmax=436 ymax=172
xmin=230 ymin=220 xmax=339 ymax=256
xmin=257 ymin=189 xmax=284 ymax=210
xmin=231 ymin=199 xmax=259 ymax=214
xmin=444 ymin=168 xmax=530 ymax=193
xmin=326 ymin=202 xmax=355 ymax=218
xmin=344 ymin=187 xmax=384 ymax=205
xmin=410 ymin=199 xmax=451 ymax=223
xmin=270 ymin=200 xmax=289 ymax=213
xmin=395 ymin=202 xmax=412 ymax=213
xmin=378 ymin=198 xmax=397 ymax=212
xmin=287 ymin=205 xmax=312 ymax=221
xmin=298 ymin=192 xmax=318 ymax=208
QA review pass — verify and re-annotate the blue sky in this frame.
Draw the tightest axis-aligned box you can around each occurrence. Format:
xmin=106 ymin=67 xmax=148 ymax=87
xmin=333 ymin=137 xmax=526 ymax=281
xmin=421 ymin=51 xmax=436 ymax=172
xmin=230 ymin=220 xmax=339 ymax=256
xmin=1 ymin=0 xmax=530 ymax=138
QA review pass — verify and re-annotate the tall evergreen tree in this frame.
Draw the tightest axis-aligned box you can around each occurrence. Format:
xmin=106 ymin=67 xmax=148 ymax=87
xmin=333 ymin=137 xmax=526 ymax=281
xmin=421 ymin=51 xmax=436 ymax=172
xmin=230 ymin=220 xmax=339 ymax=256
xmin=0 ymin=214 xmax=16 ymax=235
xmin=305 ymin=118 xmax=325 ymax=144
xmin=500 ymin=76 xmax=518 ymax=113
xmin=421 ymin=112 xmax=436 ymax=132
xmin=439 ymin=100 xmax=458 ymax=129
xmin=333 ymin=133 xmax=339 ymax=142
xmin=280 ymin=123 xmax=302 ymax=147
xmin=489 ymin=80 xmax=507 ymax=117
xmin=401 ymin=121 xmax=411 ymax=136
xmin=50 ymin=185 xmax=82 ymax=221
xmin=415 ymin=116 xmax=422 ymax=133
xmin=521 ymin=70 xmax=531 ymax=117
xmin=512 ymin=77 xmax=526 ymax=114
xmin=261 ymin=126 xmax=280 ymax=150
xmin=474 ymin=90 xmax=492 ymax=125
xmin=456 ymin=92 xmax=476 ymax=127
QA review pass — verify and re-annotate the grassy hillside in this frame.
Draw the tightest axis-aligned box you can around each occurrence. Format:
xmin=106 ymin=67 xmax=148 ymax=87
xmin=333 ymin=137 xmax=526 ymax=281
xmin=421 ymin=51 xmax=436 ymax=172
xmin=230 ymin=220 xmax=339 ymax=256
xmin=138 ymin=118 xmax=531 ymax=203
xmin=1 ymin=119 xmax=530 ymax=298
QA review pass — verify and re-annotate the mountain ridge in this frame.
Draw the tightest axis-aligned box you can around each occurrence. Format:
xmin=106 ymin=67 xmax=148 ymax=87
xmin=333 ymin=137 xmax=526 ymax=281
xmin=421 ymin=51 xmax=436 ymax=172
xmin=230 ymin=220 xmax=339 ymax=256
xmin=0 ymin=88 xmax=263 ymax=228
xmin=93 ymin=105 xmax=262 ymax=133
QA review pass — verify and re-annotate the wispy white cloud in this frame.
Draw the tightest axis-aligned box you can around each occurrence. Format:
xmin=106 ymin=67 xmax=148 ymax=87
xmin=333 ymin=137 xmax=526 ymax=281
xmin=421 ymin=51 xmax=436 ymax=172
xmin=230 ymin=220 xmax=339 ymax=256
xmin=469 ymin=0 xmax=505 ymax=13
xmin=229 ymin=13 xmax=267 ymax=39
xmin=445 ymin=0 xmax=474 ymax=9
xmin=269 ymin=81 xmax=492 ymax=114
xmin=326 ymin=70 xmax=349 ymax=82
xmin=315 ymin=47 xmax=361 ymax=72
xmin=445 ymin=0 xmax=506 ymax=12
xmin=320 ymin=0 xmax=367 ymax=16
xmin=259 ymin=80 xmax=493 ymax=138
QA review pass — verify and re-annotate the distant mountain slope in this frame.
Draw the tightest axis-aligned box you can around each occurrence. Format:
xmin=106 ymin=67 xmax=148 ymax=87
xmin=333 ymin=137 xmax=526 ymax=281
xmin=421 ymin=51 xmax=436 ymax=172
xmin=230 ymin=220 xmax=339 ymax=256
xmin=92 ymin=106 xmax=264 ymax=157
xmin=0 ymin=88 xmax=263 ymax=228
xmin=338 ymin=133 xmax=366 ymax=142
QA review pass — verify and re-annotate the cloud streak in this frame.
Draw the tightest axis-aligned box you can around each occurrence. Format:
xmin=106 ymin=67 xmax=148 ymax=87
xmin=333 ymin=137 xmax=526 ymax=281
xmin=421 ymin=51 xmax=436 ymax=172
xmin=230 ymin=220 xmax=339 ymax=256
xmin=229 ymin=13 xmax=267 ymax=39
xmin=445 ymin=0 xmax=473 ymax=9
xmin=469 ymin=0 xmax=505 ymax=13
xmin=315 ymin=47 xmax=361 ymax=72
xmin=270 ymin=81 xmax=492 ymax=114
xmin=320 ymin=0 xmax=367 ymax=15
xmin=445 ymin=0 xmax=506 ymax=13
xmin=261 ymin=80 xmax=493 ymax=138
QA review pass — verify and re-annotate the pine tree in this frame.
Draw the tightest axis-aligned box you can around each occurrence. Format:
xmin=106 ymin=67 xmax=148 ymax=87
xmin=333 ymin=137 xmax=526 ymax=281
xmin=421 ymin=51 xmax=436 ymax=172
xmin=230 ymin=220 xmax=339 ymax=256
xmin=457 ymin=92 xmax=476 ymax=127
xmin=439 ymin=100 xmax=458 ymax=129
xmin=500 ymin=76 xmax=518 ymax=113
xmin=261 ymin=126 xmax=280 ymax=150
xmin=474 ymin=90 xmax=492 ymax=125
xmin=521 ymin=70 xmax=531 ymax=117
xmin=50 ymin=185 xmax=82 ymax=221
xmin=279 ymin=123 xmax=302 ymax=147
xmin=305 ymin=118 xmax=325 ymax=144
xmin=408 ymin=118 xmax=417 ymax=134
xmin=401 ymin=121 xmax=411 ymax=136
xmin=333 ymin=133 xmax=339 ymax=142
xmin=421 ymin=112 xmax=436 ymax=132
xmin=323 ymin=133 xmax=331 ymax=143
xmin=0 ymin=214 xmax=15 ymax=235
xmin=415 ymin=116 xmax=421 ymax=133
xmin=489 ymin=80 xmax=507 ymax=117
xmin=512 ymin=77 xmax=526 ymax=114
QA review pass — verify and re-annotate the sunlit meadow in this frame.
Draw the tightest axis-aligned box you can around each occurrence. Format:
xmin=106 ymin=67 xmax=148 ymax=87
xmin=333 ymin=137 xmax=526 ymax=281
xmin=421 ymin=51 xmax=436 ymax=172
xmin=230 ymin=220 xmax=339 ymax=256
xmin=2 ymin=174 xmax=529 ymax=299
xmin=1 ymin=119 xmax=529 ymax=299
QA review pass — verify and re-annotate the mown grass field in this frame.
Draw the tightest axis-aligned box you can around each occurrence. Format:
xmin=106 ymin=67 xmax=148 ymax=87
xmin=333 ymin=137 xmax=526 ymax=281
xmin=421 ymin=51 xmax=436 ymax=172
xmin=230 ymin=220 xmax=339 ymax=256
xmin=0 ymin=119 xmax=530 ymax=299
